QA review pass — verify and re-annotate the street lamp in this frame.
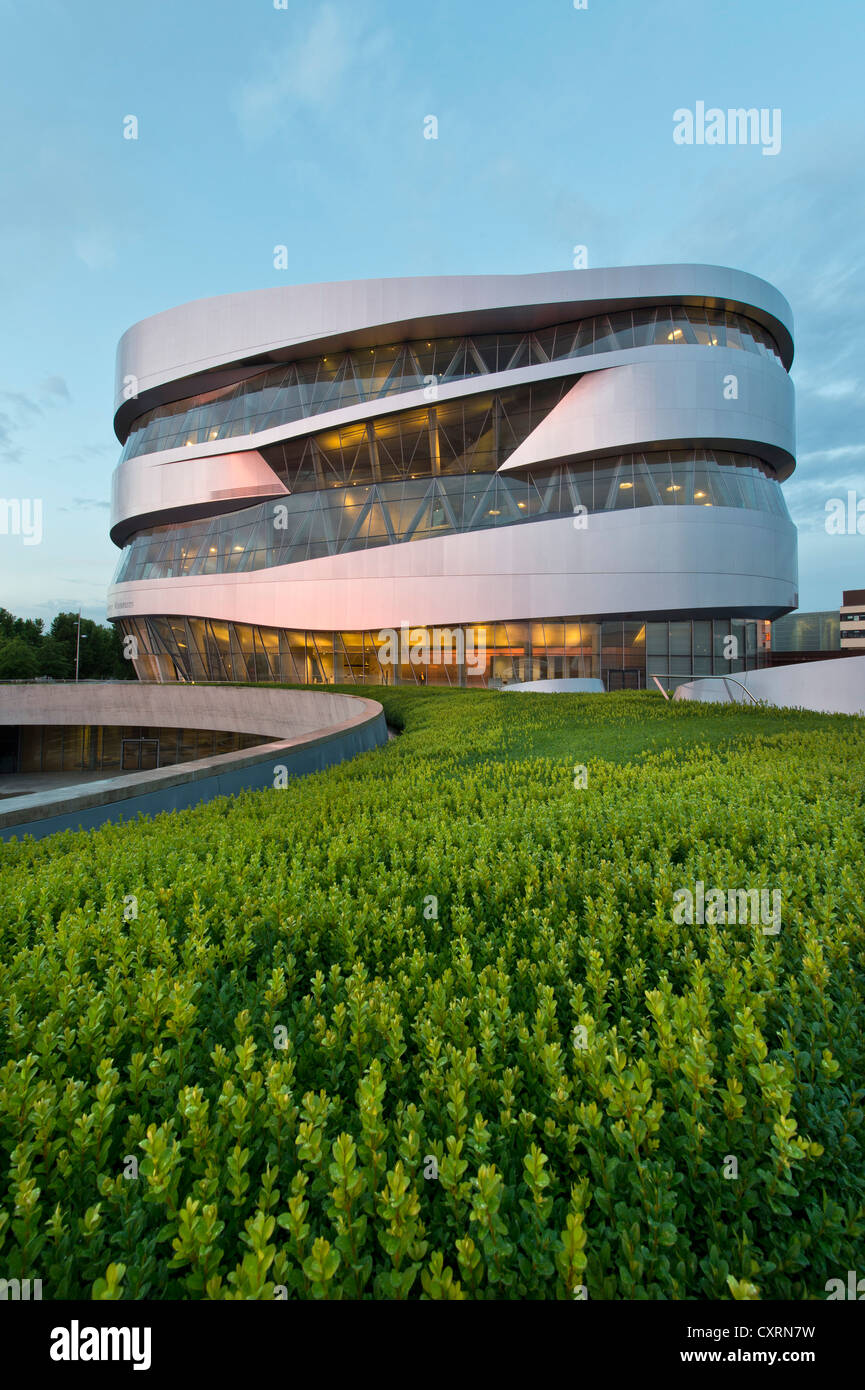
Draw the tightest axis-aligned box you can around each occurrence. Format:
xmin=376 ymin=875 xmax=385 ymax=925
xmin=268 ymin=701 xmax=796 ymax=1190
xmin=75 ymin=613 xmax=88 ymax=683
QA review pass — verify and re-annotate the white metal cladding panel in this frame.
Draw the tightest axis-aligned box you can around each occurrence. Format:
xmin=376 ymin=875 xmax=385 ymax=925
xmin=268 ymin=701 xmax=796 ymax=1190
xmin=498 ymin=351 xmax=794 ymax=474
xmin=114 ymin=264 xmax=794 ymax=421
xmin=110 ymin=449 xmax=287 ymax=539
xmin=108 ymin=506 xmax=798 ymax=631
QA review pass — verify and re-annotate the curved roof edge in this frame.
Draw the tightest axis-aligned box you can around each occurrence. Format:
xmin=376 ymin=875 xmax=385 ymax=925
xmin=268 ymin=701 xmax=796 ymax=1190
xmin=113 ymin=265 xmax=794 ymax=439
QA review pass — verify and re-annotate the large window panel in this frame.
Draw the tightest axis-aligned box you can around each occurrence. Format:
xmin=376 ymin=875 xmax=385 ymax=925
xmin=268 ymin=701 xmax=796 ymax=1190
xmin=669 ymin=621 xmax=691 ymax=658
xmin=612 ymin=456 xmax=637 ymax=509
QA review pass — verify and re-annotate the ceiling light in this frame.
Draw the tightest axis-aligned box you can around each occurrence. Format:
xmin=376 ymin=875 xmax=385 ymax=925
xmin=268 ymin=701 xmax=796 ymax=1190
xmin=666 ymin=484 xmax=681 ymax=492
xmin=619 ymin=481 xmax=633 ymax=489
xmin=694 ymin=490 xmax=706 ymax=499
xmin=488 ymin=509 xmax=501 ymax=515
xmin=667 ymin=329 xmax=684 ymax=341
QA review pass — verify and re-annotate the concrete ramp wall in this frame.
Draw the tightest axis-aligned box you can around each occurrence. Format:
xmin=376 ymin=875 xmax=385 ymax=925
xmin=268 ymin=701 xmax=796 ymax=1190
xmin=0 ymin=683 xmax=387 ymax=841
xmin=672 ymin=655 xmax=865 ymax=715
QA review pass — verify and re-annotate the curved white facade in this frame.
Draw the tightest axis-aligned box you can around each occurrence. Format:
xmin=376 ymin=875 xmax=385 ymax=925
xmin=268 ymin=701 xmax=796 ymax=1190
xmin=108 ymin=266 xmax=798 ymax=689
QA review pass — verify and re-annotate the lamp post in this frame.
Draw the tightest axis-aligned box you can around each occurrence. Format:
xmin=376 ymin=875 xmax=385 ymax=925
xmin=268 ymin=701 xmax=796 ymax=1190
xmin=74 ymin=614 xmax=88 ymax=682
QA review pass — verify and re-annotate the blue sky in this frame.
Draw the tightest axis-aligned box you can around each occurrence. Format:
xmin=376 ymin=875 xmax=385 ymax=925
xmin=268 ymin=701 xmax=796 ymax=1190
xmin=1 ymin=0 xmax=863 ymax=622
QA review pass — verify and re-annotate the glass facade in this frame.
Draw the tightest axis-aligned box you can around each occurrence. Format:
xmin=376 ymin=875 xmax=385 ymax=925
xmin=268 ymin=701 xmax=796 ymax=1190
xmin=12 ymin=725 xmax=268 ymax=774
xmin=261 ymin=376 xmax=570 ymax=492
xmin=118 ymin=305 xmax=784 ymax=461
xmin=645 ymin=619 xmax=761 ymax=689
xmin=113 ymin=446 xmax=787 ymax=584
xmin=118 ymin=615 xmax=765 ymax=690
xmin=771 ymin=611 xmax=839 ymax=652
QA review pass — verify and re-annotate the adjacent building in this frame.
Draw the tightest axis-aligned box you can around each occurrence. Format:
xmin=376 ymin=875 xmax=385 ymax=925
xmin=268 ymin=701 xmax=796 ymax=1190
xmin=770 ymin=609 xmax=840 ymax=665
xmin=108 ymin=265 xmax=798 ymax=688
xmin=840 ymin=588 xmax=865 ymax=651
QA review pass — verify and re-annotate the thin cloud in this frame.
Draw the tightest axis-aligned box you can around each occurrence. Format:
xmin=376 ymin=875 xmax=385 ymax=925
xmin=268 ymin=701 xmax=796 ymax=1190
xmin=74 ymin=226 xmax=117 ymax=271
xmin=40 ymin=375 xmax=70 ymax=401
xmin=58 ymin=497 xmax=111 ymax=512
xmin=797 ymin=444 xmax=865 ymax=465
xmin=233 ymin=3 xmax=393 ymax=141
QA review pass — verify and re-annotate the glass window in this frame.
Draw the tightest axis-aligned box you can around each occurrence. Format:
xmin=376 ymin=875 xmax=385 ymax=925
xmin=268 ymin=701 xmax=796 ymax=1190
xmin=592 ymin=316 xmax=619 ymax=353
xmin=689 ymin=309 xmax=714 ymax=347
xmin=612 ymin=457 xmax=637 ymax=508
xmin=652 ymin=309 xmax=675 ymax=345
xmin=591 ymin=458 xmax=617 ymax=510
xmin=669 ymin=307 xmax=697 ymax=345
xmin=693 ymin=621 xmax=711 ymax=657
xmin=725 ymin=315 xmax=744 ymax=351
xmin=670 ymin=622 xmax=691 ymax=658
xmin=631 ymin=310 xmax=656 ymax=348
xmin=705 ymin=309 xmax=726 ymax=348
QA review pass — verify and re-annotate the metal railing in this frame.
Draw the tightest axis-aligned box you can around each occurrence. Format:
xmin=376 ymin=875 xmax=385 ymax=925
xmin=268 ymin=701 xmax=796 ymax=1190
xmin=651 ymin=672 xmax=761 ymax=705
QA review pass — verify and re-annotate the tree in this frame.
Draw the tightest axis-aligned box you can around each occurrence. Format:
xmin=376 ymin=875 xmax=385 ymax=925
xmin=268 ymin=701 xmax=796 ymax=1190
xmin=0 ymin=608 xmax=44 ymax=645
xmin=48 ymin=612 xmax=134 ymax=680
xmin=0 ymin=637 xmax=40 ymax=680
xmin=0 ymin=609 xmax=133 ymax=681
xmin=39 ymin=637 xmax=73 ymax=680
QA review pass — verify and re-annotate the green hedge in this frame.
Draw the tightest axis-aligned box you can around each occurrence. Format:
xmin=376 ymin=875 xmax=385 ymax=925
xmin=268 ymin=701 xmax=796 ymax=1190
xmin=1 ymin=690 xmax=863 ymax=1299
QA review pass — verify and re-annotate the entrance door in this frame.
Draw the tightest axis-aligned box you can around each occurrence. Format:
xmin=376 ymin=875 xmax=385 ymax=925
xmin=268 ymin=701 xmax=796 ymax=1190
xmin=121 ymin=738 xmax=160 ymax=771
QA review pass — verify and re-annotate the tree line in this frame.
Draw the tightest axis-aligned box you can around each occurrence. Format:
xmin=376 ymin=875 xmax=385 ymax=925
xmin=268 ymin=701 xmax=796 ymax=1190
xmin=0 ymin=609 xmax=133 ymax=680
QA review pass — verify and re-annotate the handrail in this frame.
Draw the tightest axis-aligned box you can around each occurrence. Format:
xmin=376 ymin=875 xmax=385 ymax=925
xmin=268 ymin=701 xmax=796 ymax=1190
xmin=721 ymin=676 xmax=760 ymax=705
xmin=650 ymin=672 xmax=761 ymax=705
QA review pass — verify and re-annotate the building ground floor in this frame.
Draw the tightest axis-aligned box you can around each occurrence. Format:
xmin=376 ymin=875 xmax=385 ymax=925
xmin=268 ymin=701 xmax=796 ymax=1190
xmin=118 ymin=614 xmax=770 ymax=691
xmin=0 ymin=722 xmax=268 ymax=777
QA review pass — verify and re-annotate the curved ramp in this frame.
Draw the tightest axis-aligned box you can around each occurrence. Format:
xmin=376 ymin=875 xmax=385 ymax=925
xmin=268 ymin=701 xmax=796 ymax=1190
xmin=0 ymin=683 xmax=386 ymax=841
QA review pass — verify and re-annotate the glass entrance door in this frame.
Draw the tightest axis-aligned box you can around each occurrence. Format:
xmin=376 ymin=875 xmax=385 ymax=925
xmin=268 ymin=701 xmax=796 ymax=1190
xmin=121 ymin=738 xmax=160 ymax=771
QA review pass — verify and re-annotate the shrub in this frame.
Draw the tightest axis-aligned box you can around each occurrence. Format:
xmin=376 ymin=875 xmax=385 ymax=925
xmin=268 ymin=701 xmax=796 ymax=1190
xmin=0 ymin=691 xmax=862 ymax=1299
